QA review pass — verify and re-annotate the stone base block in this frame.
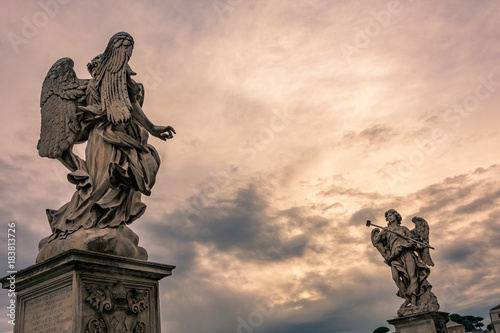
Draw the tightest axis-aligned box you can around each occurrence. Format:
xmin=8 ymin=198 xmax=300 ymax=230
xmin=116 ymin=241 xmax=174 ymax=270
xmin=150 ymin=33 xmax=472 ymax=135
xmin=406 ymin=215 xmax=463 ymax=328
xmin=1 ymin=250 xmax=174 ymax=333
xmin=387 ymin=311 xmax=449 ymax=333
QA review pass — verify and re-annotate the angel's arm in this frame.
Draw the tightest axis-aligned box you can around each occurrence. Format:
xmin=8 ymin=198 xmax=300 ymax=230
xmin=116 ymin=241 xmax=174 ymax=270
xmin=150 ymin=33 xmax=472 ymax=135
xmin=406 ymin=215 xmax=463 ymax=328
xmin=128 ymin=80 xmax=175 ymax=141
xmin=371 ymin=228 xmax=388 ymax=245
xmin=372 ymin=228 xmax=387 ymax=243
xmin=371 ymin=229 xmax=391 ymax=264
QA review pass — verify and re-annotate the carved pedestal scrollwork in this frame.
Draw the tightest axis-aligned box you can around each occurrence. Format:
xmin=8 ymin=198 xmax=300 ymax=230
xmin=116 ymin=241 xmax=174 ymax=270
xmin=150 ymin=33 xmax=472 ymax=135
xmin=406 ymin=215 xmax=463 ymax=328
xmin=85 ymin=318 xmax=106 ymax=333
xmin=133 ymin=321 xmax=148 ymax=333
xmin=84 ymin=281 xmax=150 ymax=333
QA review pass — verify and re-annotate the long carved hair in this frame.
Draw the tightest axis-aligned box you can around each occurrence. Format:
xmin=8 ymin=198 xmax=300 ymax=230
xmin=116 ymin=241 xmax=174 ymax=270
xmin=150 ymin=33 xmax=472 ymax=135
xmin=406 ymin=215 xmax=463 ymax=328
xmin=86 ymin=32 xmax=134 ymax=117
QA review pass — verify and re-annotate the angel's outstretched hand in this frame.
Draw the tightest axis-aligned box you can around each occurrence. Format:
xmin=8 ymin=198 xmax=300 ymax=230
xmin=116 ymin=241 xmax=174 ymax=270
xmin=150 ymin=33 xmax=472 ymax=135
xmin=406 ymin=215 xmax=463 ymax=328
xmin=151 ymin=125 xmax=176 ymax=141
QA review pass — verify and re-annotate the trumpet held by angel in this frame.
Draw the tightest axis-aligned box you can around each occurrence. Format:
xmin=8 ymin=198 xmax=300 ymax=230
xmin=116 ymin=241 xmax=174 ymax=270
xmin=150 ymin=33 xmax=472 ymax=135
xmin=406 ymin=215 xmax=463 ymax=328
xmin=36 ymin=32 xmax=175 ymax=263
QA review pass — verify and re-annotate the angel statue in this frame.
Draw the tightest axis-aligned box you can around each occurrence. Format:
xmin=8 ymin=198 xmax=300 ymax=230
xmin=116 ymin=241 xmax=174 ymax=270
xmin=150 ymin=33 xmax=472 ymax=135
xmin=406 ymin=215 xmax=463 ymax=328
xmin=368 ymin=209 xmax=439 ymax=317
xmin=36 ymin=32 xmax=175 ymax=263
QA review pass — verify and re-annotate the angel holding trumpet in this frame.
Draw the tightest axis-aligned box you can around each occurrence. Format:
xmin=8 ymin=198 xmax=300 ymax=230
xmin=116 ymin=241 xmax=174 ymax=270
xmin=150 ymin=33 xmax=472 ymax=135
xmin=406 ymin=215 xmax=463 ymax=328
xmin=368 ymin=209 xmax=440 ymax=316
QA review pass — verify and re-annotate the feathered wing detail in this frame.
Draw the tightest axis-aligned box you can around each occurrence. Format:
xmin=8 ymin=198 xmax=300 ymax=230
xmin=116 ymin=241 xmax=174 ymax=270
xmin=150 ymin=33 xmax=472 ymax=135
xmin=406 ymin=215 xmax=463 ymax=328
xmin=371 ymin=229 xmax=390 ymax=263
xmin=411 ymin=216 xmax=435 ymax=267
xmin=37 ymin=57 xmax=88 ymax=159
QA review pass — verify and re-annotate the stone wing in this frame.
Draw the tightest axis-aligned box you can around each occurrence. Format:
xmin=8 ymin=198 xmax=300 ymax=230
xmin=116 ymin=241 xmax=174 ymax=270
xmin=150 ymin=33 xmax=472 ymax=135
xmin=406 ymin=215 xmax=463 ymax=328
xmin=411 ymin=217 xmax=434 ymax=267
xmin=371 ymin=229 xmax=390 ymax=263
xmin=419 ymin=247 xmax=435 ymax=267
xmin=37 ymin=58 xmax=88 ymax=159
xmin=418 ymin=217 xmax=430 ymax=242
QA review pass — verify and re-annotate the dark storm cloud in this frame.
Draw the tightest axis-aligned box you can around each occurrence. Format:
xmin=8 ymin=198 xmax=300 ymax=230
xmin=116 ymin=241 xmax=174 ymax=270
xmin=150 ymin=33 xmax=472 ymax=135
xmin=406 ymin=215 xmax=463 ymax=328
xmin=406 ymin=165 xmax=500 ymax=217
xmin=410 ymin=182 xmax=476 ymax=216
xmin=147 ymin=183 xmax=311 ymax=264
xmin=280 ymin=207 xmax=330 ymax=233
xmin=438 ymin=237 xmax=495 ymax=271
xmin=348 ymin=207 xmax=383 ymax=226
xmin=440 ymin=243 xmax=475 ymax=263
xmin=454 ymin=188 xmax=500 ymax=215
xmin=481 ymin=210 xmax=500 ymax=244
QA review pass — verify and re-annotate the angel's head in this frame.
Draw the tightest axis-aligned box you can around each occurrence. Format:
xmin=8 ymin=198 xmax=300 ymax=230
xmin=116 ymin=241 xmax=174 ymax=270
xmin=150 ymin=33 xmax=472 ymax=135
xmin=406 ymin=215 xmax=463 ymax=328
xmin=108 ymin=32 xmax=134 ymax=60
xmin=88 ymin=32 xmax=135 ymax=83
xmin=385 ymin=209 xmax=402 ymax=225
xmin=97 ymin=32 xmax=134 ymax=72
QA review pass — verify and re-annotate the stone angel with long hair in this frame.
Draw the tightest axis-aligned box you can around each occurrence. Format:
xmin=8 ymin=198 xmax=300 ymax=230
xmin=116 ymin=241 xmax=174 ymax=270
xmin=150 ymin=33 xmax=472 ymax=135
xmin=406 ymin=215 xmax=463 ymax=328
xmin=36 ymin=32 xmax=175 ymax=263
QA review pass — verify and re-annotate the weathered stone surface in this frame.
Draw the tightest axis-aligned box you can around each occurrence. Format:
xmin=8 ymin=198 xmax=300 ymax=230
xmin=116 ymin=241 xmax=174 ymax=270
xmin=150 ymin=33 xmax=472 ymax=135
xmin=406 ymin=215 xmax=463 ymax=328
xmin=387 ymin=311 xmax=449 ymax=333
xmin=1 ymin=250 xmax=174 ymax=333
xmin=24 ymin=285 xmax=73 ymax=333
xmin=368 ymin=209 xmax=440 ymax=317
xmin=36 ymin=32 xmax=176 ymax=263
xmin=37 ymin=224 xmax=147 ymax=262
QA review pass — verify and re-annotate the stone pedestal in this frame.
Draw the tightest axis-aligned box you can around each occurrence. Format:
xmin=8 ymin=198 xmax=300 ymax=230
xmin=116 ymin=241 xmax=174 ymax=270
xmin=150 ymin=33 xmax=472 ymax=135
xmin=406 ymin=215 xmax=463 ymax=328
xmin=387 ymin=311 xmax=449 ymax=333
xmin=1 ymin=250 xmax=174 ymax=333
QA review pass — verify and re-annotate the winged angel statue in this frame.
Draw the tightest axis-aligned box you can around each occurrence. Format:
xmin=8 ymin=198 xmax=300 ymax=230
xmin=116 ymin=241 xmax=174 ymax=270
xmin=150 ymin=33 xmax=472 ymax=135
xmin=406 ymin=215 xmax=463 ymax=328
xmin=36 ymin=32 xmax=175 ymax=262
xmin=369 ymin=209 xmax=439 ymax=317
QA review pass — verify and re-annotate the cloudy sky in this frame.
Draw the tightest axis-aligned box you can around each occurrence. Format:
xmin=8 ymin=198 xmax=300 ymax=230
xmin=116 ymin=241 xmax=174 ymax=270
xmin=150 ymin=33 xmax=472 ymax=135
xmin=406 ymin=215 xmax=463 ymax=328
xmin=1 ymin=1 xmax=500 ymax=332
